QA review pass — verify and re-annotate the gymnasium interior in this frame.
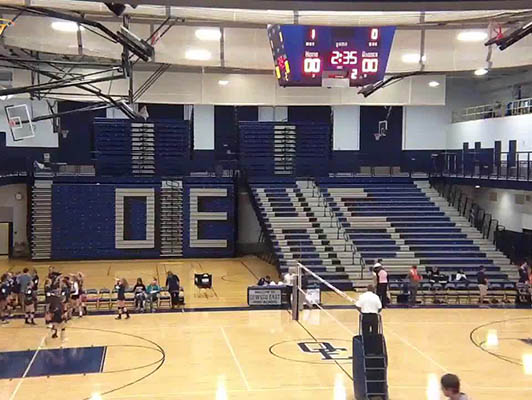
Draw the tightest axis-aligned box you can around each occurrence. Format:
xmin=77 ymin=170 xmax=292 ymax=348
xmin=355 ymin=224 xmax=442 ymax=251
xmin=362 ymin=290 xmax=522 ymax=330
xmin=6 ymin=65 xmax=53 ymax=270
xmin=0 ymin=0 xmax=532 ymax=399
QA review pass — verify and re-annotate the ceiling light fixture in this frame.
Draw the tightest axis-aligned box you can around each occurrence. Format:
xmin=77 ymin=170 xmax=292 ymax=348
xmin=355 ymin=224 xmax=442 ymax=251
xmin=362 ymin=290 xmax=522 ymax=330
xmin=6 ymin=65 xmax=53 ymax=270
xmin=457 ymin=31 xmax=488 ymax=42
xmin=195 ymin=28 xmax=221 ymax=41
xmin=428 ymin=81 xmax=440 ymax=88
xmin=218 ymin=80 xmax=229 ymax=86
xmin=474 ymin=68 xmax=488 ymax=76
xmin=401 ymin=53 xmax=426 ymax=64
xmin=51 ymin=21 xmax=85 ymax=33
xmin=185 ymin=49 xmax=211 ymax=61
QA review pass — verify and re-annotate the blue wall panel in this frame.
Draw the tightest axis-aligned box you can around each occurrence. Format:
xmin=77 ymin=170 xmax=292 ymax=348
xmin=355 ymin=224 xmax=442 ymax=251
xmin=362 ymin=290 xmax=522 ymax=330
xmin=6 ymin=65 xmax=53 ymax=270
xmin=360 ymin=106 xmax=403 ymax=166
xmin=124 ymin=196 xmax=147 ymax=241
xmin=182 ymin=182 xmax=236 ymax=258
xmin=51 ymin=183 xmax=160 ymax=259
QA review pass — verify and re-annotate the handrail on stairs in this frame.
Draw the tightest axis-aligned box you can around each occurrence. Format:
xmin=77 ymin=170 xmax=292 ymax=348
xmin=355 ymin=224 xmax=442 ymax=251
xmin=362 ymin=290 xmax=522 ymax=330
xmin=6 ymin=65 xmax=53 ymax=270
xmin=432 ymin=181 xmax=506 ymax=249
xmin=312 ymin=179 xmax=366 ymax=280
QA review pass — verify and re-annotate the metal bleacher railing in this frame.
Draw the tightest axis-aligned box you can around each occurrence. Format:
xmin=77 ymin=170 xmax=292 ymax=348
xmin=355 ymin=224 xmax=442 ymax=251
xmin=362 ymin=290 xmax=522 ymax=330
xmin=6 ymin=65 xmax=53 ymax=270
xmin=437 ymin=150 xmax=532 ymax=182
xmin=452 ymin=97 xmax=532 ymax=123
xmin=433 ymin=182 xmax=505 ymax=246
xmin=312 ymin=181 xmax=365 ymax=279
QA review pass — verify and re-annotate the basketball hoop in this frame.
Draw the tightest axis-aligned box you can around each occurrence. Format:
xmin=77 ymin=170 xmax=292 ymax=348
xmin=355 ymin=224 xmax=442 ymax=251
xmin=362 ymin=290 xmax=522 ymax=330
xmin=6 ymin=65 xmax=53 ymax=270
xmin=374 ymin=132 xmax=386 ymax=141
xmin=8 ymin=116 xmax=22 ymax=129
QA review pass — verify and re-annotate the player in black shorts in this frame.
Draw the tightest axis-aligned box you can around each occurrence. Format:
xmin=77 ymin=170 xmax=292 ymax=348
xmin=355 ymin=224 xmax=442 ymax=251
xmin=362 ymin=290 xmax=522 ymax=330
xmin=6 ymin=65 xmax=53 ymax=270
xmin=61 ymin=276 xmax=72 ymax=320
xmin=24 ymin=285 xmax=37 ymax=325
xmin=115 ymin=278 xmax=130 ymax=320
xmin=49 ymin=302 xmax=65 ymax=340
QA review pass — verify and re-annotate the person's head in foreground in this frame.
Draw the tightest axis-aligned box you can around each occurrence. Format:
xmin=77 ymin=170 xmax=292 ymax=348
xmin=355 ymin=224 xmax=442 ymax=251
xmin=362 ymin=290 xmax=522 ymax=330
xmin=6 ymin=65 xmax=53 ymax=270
xmin=441 ymin=373 xmax=467 ymax=399
xmin=366 ymin=284 xmax=375 ymax=293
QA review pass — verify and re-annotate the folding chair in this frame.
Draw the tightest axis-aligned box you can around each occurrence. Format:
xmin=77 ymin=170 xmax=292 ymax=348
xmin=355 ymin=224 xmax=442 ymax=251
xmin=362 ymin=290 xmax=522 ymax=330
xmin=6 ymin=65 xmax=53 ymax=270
xmin=445 ymin=283 xmax=459 ymax=304
xmin=99 ymin=288 xmax=112 ymax=310
xmin=388 ymin=282 xmax=401 ymax=304
xmin=158 ymin=288 xmax=171 ymax=309
xmin=488 ymin=283 xmax=504 ymax=305
xmin=469 ymin=283 xmax=480 ymax=305
xmin=432 ymin=283 xmax=444 ymax=304
xmin=502 ymin=282 xmax=516 ymax=304
xmin=36 ymin=289 xmax=46 ymax=314
xmin=84 ymin=288 xmax=99 ymax=310
xmin=125 ymin=288 xmax=135 ymax=309
xmin=420 ymin=282 xmax=432 ymax=305
xmin=455 ymin=282 xmax=468 ymax=304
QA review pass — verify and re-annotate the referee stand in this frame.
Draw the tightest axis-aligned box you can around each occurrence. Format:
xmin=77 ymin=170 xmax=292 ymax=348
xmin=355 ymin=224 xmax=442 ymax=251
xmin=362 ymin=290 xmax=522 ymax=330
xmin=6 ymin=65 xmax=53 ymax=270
xmin=352 ymin=314 xmax=389 ymax=400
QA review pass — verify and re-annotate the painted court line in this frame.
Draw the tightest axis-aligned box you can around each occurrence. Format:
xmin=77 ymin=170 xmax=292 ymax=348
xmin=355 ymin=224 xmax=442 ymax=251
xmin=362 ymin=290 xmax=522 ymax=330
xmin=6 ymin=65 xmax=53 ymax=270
xmin=8 ymin=333 xmax=47 ymax=400
xmin=385 ymin=325 xmax=448 ymax=373
xmin=105 ymin=384 xmax=532 ymax=399
xmin=220 ymin=326 xmax=251 ymax=391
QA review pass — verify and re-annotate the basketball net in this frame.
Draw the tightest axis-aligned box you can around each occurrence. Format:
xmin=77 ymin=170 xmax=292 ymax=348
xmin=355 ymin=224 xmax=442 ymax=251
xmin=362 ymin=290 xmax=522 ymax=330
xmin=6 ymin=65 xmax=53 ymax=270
xmin=374 ymin=132 xmax=385 ymax=141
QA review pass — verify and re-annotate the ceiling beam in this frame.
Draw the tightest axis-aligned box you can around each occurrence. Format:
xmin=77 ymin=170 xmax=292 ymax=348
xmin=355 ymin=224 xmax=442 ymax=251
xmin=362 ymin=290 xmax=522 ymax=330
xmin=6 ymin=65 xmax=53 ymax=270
xmin=75 ymin=0 xmax=532 ymax=12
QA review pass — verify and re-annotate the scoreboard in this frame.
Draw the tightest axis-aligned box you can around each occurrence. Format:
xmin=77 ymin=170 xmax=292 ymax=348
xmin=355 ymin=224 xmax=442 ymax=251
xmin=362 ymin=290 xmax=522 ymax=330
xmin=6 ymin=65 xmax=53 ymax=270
xmin=267 ymin=24 xmax=396 ymax=87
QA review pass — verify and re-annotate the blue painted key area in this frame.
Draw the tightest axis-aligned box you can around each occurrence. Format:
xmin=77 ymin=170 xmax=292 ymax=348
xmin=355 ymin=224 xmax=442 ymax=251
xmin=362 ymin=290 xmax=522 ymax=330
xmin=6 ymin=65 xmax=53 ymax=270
xmin=0 ymin=346 xmax=106 ymax=379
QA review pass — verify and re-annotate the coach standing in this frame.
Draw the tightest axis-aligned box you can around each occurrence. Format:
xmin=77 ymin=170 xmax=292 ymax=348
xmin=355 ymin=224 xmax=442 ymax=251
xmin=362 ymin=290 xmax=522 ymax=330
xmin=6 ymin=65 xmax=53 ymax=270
xmin=355 ymin=285 xmax=382 ymax=336
xmin=376 ymin=265 xmax=389 ymax=308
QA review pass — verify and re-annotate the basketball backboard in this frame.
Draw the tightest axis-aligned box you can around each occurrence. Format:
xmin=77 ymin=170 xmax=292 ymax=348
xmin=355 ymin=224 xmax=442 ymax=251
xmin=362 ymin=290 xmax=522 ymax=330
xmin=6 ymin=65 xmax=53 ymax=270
xmin=5 ymin=104 xmax=35 ymax=141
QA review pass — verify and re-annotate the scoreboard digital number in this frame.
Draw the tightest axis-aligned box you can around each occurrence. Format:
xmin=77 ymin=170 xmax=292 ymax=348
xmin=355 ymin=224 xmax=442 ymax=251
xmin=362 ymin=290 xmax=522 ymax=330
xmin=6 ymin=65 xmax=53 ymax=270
xmin=267 ymin=24 xmax=396 ymax=87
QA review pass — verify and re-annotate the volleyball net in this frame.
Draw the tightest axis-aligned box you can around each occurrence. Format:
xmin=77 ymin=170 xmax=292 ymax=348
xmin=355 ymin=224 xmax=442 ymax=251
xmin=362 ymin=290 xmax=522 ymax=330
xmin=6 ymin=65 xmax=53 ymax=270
xmin=291 ymin=262 xmax=359 ymax=338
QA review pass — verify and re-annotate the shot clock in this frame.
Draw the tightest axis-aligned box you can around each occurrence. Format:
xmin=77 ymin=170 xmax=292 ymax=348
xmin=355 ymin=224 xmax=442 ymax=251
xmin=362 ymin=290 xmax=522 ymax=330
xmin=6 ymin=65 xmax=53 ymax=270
xmin=267 ymin=24 xmax=395 ymax=87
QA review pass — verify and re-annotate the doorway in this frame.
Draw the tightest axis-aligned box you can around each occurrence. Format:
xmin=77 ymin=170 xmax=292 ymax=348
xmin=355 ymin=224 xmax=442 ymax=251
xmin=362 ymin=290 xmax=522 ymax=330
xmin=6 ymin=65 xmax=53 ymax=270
xmin=0 ymin=222 xmax=11 ymax=257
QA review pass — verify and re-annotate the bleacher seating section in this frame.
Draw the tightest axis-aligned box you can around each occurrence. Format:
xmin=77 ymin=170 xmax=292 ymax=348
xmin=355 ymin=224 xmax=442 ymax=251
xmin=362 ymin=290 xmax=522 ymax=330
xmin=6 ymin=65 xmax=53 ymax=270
xmin=251 ymin=177 xmax=519 ymax=298
xmin=239 ymin=122 xmax=330 ymax=177
xmin=250 ymin=180 xmax=362 ymax=291
xmin=31 ymin=177 xmax=236 ymax=260
xmin=94 ymin=118 xmax=191 ymax=176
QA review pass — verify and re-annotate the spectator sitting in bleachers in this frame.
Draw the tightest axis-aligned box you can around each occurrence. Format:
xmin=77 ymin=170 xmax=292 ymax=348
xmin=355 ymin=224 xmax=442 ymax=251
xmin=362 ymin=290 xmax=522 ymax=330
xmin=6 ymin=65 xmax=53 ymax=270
xmin=454 ymin=269 xmax=469 ymax=283
xmin=146 ymin=278 xmax=161 ymax=313
xmin=257 ymin=276 xmax=272 ymax=286
xmin=428 ymin=267 xmax=447 ymax=285
xmin=426 ymin=266 xmax=435 ymax=283
xmin=518 ymin=260 xmax=530 ymax=283
xmin=133 ymin=278 xmax=147 ymax=312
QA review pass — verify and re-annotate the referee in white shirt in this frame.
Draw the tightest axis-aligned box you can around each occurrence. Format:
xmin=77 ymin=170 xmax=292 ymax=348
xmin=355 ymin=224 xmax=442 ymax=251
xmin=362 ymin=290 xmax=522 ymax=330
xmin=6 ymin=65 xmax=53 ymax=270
xmin=355 ymin=284 xmax=382 ymax=336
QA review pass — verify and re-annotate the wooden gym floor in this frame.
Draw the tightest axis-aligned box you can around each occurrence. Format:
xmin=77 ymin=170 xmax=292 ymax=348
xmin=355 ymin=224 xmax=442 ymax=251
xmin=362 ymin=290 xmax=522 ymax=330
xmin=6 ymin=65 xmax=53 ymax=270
xmin=0 ymin=257 xmax=531 ymax=400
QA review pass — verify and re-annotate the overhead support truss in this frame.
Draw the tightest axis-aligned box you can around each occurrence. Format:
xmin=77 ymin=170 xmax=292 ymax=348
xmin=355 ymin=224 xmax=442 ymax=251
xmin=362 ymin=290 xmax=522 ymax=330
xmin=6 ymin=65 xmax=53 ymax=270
xmin=0 ymin=5 xmax=180 ymax=121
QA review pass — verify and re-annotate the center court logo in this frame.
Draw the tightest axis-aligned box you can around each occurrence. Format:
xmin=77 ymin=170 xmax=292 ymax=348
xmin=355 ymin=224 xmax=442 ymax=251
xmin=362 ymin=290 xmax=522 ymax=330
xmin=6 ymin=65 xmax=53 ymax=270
xmin=269 ymin=338 xmax=353 ymax=364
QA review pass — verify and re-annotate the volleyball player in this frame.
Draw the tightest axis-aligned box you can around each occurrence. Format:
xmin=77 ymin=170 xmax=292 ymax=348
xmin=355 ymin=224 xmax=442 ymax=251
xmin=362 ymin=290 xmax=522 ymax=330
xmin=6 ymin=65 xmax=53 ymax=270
xmin=61 ymin=276 xmax=72 ymax=321
xmin=6 ymin=272 xmax=15 ymax=317
xmin=77 ymin=272 xmax=88 ymax=316
xmin=24 ymin=284 xmax=37 ymax=325
xmin=49 ymin=302 xmax=65 ymax=340
xmin=0 ymin=274 xmax=9 ymax=325
xmin=115 ymin=278 xmax=130 ymax=320
xmin=44 ymin=278 xmax=53 ymax=325
xmin=70 ymin=275 xmax=82 ymax=318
